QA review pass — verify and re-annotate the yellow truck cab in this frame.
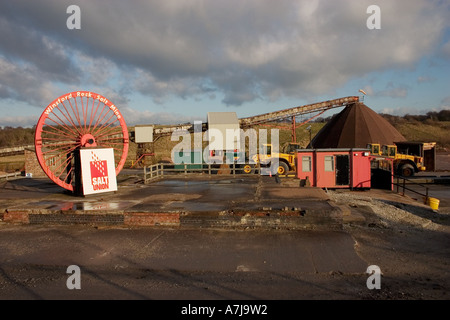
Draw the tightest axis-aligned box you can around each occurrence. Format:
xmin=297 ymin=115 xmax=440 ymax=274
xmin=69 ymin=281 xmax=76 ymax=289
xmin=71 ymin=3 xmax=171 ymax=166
xmin=246 ymin=143 xmax=298 ymax=175
xmin=367 ymin=142 xmax=427 ymax=177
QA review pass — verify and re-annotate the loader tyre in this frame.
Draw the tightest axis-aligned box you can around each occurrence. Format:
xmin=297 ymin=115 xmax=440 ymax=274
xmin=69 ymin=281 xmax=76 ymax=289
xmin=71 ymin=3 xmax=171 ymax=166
xmin=399 ymin=164 xmax=415 ymax=177
xmin=277 ymin=162 xmax=289 ymax=175
xmin=242 ymin=164 xmax=254 ymax=174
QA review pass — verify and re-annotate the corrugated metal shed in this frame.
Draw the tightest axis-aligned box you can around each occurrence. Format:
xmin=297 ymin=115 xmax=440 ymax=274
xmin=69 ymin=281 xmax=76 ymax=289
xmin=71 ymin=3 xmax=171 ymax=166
xmin=309 ymin=103 xmax=406 ymax=148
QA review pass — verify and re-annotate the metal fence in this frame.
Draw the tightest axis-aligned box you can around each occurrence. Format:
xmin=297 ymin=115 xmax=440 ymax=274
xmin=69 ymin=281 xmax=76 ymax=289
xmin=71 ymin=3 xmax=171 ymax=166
xmin=0 ymin=144 xmax=34 ymax=156
xmin=0 ymin=171 xmax=23 ymax=181
xmin=143 ymin=163 xmax=263 ymax=183
xmin=393 ymin=175 xmax=429 ymax=203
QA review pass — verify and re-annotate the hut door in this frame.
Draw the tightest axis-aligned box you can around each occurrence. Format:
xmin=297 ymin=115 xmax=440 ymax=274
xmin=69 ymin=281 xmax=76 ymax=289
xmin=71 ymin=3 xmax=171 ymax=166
xmin=335 ymin=155 xmax=349 ymax=186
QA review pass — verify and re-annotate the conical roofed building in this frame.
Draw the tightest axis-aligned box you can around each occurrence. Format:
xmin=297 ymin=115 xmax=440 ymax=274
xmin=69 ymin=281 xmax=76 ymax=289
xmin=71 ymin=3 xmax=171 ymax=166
xmin=308 ymin=102 xmax=406 ymax=148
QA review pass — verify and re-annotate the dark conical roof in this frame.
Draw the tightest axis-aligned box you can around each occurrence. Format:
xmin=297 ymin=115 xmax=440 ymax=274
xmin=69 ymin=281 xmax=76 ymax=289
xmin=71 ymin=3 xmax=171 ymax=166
xmin=308 ymin=102 xmax=406 ymax=148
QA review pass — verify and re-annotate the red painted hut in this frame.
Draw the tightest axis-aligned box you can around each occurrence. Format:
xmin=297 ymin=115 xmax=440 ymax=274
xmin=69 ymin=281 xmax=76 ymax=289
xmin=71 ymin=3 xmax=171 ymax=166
xmin=297 ymin=148 xmax=371 ymax=189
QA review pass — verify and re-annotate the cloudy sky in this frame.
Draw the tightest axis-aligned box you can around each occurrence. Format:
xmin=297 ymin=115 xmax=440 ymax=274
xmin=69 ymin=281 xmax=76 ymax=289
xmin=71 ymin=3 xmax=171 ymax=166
xmin=0 ymin=0 xmax=449 ymax=127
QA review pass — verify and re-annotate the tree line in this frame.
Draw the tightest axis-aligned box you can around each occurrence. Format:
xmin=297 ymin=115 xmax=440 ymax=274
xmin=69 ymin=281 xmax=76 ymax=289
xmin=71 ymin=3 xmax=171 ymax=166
xmin=0 ymin=126 xmax=35 ymax=148
xmin=315 ymin=109 xmax=450 ymax=124
xmin=380 ymin=110 xmax=450 ymax=124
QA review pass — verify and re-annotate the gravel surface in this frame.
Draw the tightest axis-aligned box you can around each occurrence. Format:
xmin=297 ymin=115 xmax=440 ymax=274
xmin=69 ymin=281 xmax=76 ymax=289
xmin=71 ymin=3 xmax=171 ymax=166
xmin=328 ymin=189 xmax=450 ymax=300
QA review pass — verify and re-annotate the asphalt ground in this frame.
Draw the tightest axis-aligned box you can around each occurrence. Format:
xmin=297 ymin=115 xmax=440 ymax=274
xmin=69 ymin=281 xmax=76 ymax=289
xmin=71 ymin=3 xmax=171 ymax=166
xmin=0 ymin=172 xmax=347 ymax=230
xmin=0 ymin=225 xmax=369 ymax=300
xmin=0 ymin=171 xmax=449 ymax=302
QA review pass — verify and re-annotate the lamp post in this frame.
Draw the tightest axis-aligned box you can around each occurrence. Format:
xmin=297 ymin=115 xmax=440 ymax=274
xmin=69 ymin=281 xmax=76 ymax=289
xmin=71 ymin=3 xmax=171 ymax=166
xmin=359 ymin=89 xmax=367 ymax=102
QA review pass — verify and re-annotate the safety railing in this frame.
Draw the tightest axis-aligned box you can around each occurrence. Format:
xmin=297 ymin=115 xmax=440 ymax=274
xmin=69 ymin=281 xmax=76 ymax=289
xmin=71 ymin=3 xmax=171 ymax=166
xmin=0 ymin=171 xmax=23 ymax=181
xmin=143 ymin=163 xmax=262 ymax=183
xmin=393 ymin=175 xmax=429 ymax=203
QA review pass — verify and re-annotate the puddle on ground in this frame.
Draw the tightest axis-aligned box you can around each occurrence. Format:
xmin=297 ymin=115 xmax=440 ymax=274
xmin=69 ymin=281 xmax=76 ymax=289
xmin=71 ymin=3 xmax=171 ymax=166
xmin=156 ymin=179 xmax=248 ymax=186
xmin=167 ymin=201 xmax=228 ymax=212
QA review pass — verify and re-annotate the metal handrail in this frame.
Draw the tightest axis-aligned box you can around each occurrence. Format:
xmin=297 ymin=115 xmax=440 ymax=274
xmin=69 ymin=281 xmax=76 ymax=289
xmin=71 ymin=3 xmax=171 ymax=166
xmin=393 ymin=175 xmax=429 ymax=202
xmin=143 ymin=163 xmax=262 ymax=183
xmin=131 ymin=153 xmax=155 ymax=168
xmin=0 ymin=171 xmax=22 ymax=181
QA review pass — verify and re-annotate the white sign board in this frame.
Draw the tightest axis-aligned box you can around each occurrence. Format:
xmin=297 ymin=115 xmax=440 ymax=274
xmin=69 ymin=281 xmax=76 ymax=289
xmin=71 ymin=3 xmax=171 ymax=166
xmin=80 ymin=148 xmax=117 ymax=195
xmin=134 ymin=125 xmax=154 ymax=143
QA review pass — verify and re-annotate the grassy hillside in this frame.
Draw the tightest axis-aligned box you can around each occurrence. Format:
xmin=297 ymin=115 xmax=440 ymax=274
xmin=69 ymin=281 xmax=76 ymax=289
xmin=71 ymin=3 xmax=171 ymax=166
xmin=394 ymin=121 xmax=450 ymax=151
xmin=1 ymin=118 xmax=448 ymax=173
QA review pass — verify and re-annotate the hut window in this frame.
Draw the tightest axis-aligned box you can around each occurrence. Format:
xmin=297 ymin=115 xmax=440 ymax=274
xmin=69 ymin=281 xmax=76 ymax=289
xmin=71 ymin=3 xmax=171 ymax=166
xmin=324 ymin=156 xmax=334 ymax=172
xmin=302 ymin=156 xmax=312 ymax=172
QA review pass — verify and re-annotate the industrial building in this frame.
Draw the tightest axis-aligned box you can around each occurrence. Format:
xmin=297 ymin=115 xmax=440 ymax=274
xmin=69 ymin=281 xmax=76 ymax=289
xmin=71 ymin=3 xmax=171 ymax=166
xmin=206 ymin=112 xmax=240 ymax=162
xmin=308 ymin=102 xmax=406 ymax=149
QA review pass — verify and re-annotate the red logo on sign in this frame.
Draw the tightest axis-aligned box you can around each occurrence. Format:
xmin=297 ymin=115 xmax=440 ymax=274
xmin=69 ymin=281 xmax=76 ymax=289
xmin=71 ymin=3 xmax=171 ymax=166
xmin=90 ymin=151 xmax=109 ymax=190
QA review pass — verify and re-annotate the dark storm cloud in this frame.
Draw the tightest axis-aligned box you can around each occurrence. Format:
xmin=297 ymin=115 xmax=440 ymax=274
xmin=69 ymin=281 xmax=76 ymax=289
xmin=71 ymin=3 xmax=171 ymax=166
xmin=0 ymin=17 xmax=80 ymax=84
xmin=0 ymin=56 xmax=57 ymax=105
xmin=0 ymin=0 xmax=448 ymax=108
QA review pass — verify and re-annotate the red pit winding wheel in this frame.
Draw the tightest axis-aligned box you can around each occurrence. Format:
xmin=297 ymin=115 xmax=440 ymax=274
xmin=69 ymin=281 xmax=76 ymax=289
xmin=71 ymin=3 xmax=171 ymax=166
xmin=34 ymin=91 xmax=129 ymax=191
